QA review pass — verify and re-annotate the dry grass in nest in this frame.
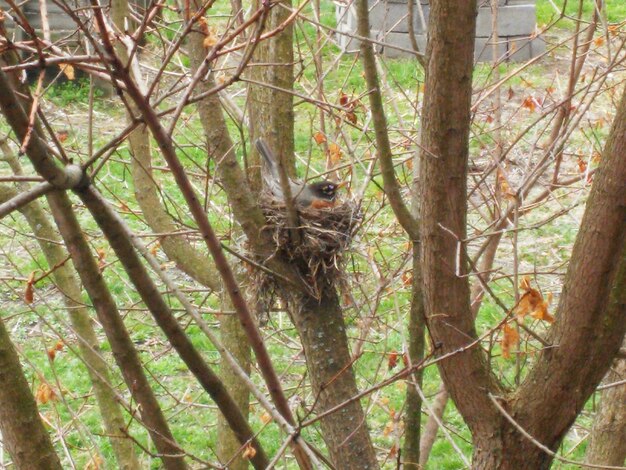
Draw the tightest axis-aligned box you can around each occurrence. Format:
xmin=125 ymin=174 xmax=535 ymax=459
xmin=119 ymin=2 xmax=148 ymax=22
xmin=252 ymin=196 xmax=362 ymax=301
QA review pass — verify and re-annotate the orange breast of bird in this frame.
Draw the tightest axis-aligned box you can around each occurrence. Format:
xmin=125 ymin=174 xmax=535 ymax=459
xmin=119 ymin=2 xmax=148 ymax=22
xmin=309 ymin=199 xmax=336 ymax=209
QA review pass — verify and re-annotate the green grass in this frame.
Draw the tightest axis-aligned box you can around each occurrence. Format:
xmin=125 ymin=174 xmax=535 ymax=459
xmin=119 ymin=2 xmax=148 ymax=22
xmin=537 ymin=0 xmax=626 ymax=28
xmin=2 ymin=0 xmax=623 ymax=468
xmin=44 ymin=77 xmax=105 ymax=107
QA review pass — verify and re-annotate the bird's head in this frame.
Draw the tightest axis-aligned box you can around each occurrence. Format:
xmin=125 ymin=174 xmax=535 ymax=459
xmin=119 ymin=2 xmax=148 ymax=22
xmin=308 ymin=180 xmax=347 ymax=200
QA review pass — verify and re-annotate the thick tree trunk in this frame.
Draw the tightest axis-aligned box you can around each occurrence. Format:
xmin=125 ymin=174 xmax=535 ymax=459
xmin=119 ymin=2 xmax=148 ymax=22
xmin=244 ymin=3 xmax=378 ymax=467
xmin=419 ymin=233 xmax=502 ymax=467
xmin=290 ymin=285 xmax=379 ymax=470
xmin=504 ymin=83 xmax=626 ymax=467
xmin=419 ymin=0 xmax=502 ymax=437
xmin=0 ymin=317 xmax=63 ymax=470
xmin=419 ymin=1 xmax=626 ymax=468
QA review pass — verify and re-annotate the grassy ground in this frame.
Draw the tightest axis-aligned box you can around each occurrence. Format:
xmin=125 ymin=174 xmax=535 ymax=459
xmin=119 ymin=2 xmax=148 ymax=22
xmin=537 ymin=0 xmax=626 ymax=26
xmin=0 ymin=0 xmax=623 ymax=468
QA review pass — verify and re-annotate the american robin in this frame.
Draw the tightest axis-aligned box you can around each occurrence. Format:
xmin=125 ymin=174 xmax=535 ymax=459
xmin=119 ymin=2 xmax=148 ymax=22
xmin=255 ymin=139 xmax=346 ymax=209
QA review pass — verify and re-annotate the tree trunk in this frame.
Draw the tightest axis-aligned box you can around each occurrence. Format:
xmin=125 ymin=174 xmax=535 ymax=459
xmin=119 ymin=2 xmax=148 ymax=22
xmin=0 ymin=66 xmax=188 ymax=470
xmin=47 ymin=190 xmax=189 ymax=470
xmin=353 ymin=0 xmax=424 ymax=465
xmin=248 ymin=0 xmax=296 ymax=183
xmin=113 ymin=1 xmax=254 ymax=465
xmin=0 ymin=316 xmax=63 ymax=470
xmin=585 ymin=340 xmax=626 ymax=467
xmin=504 ymin=82 xmax=626 ymax=467
xmin=187 ymin=23 xmax=253 ymax=469
xmin=419 ymin=385 xmax=448 ymax=468
xmin=419 ymin=232 xmax=502 ymax=467
xmin=289 ymin=285 xmax=379 ymax=470
xmin=402 ymin=246 xmax=425 ymax=469
xmin=0 ymin=184 xmax=140 ymax=470
xmin=216 ymin=304 xmax=252 ymax=470
xmin=419 ymin=0 xmax=502 ymax=437
xmin=419 ymin=1 xmax=626 ymax=468
xmin=76 ymin=185 xmax=270 ymax=470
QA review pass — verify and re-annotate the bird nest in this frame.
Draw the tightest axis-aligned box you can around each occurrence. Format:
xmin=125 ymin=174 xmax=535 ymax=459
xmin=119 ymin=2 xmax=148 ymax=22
xmin=251 ymin=196 xmax=362 ymax=302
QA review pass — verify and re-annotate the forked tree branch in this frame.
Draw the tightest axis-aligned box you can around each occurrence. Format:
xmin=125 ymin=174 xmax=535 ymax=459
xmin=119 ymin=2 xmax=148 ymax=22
xmin=488 ymin=393 xmax=626 ymax=470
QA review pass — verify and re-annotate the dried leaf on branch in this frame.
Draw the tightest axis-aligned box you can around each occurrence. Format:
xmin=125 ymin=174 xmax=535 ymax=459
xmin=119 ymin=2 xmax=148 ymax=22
xmin=24 ymin=271 xmax=36 ymax=304
xmin=501 ymin=324 xmax=520 ymax=359
xmin=515 ymin=276 xmax=554 ymax=323
xmin=35 ymin=383 xmax=57 ymax=404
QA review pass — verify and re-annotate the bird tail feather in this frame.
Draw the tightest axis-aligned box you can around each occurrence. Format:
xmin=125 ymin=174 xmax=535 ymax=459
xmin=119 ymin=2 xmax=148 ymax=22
xmin=255 ymin=138 xmax=283 ymax=197
xmin=255 ymin=139 xmax=278 ymax=179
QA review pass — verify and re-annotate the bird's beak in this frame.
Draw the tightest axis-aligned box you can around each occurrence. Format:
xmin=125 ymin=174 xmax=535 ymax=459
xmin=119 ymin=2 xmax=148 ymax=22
xmin=336 ymin=181 xmax=349 ymax=190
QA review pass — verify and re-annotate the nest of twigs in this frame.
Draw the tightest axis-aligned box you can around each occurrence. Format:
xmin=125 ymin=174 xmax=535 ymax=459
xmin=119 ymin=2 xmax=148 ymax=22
xmin=251 ymin=195 xmax=362 ymax=303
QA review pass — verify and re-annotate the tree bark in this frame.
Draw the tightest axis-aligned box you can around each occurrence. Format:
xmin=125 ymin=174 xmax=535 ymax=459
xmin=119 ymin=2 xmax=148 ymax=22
xmin=503 ymin=83 xmax=626 ymax=468
xmin=195 ymin=3 xmax=373 ymax=467
xmin=117 ymin=0 xmax=250 ymax=464
xmin=585 ymin=340 xmax=626 ymax=467
xmin=248 ymin=0 xmax=296 ymax=184
xmin=402 ymin=247 xmax=425 ymax=469
xmin=290 ymin=285 xmax=380 ymax=470
xmin=419 ymin=0 xmax=503 ymax=439
xmin=216 ymin=308 xmax=252 ymax=470
xmin=47 ymin=191 xmax=189 ymax=470
xmin=76 ymin=185 xmax=270 ymax=470
xmin=108 ymin=0 xmax=221 ymax=292
xmin=353 ymin=1 xmax=424 ymax=465
xmin=419 ymin=1 xmax=626 ymax=468
xmin=0 ymin=316 xmax=63 ymax=470
xmin=187 ymin=23 xmax=253 ymax=469
xmin=419 ymin=232 xmax=502 ymax=467
xmin=0 ymin=68 xmax=188 ymax=470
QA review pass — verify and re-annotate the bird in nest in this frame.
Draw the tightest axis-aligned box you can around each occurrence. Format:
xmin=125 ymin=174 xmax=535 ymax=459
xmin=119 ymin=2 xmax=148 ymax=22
xmin=255 ymin=139 xmax=347 ymax=209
